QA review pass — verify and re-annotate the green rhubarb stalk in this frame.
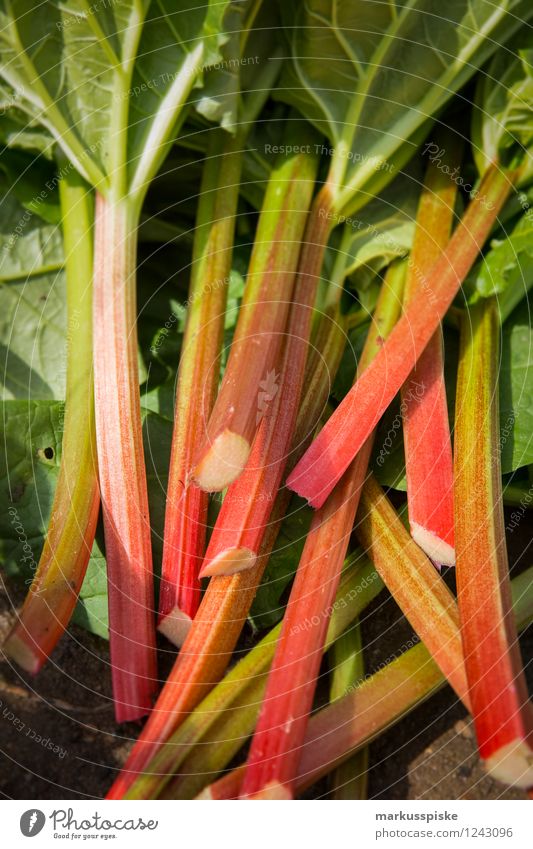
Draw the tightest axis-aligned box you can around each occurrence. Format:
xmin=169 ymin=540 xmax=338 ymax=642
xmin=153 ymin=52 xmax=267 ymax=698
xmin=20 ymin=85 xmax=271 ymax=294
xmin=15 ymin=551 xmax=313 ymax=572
xmin=328 ymin=623 xmax=368 ymax=800
xmin=106 ymin=301 xmax=348 ymax=799
xmin=158 ymin=129 xmax=244 ymax=645
xmin=454 ymin=299 xmax=533 ymax=788
xmin=356 ymin=475 xmax=469 ymax=705
xmin=124 ymin=555 xmax=383 ymax=799
xmin=4 ymin=170 xmax=99 ymax=673
xmin=192 ymin=122 xmax=322 ymax=492
xmin=200 ymin=566 xmax=533 ymax=800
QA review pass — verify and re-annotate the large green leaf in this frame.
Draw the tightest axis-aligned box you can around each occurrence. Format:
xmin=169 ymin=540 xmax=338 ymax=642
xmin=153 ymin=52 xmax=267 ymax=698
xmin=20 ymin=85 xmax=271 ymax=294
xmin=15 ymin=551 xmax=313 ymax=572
xmin=473 ymin=40 xmax=533 ymax=179
xmin=278 ymin=0 xmax=531 ymax=216
xmin=466 ymin=210 xmax=533 ymax=321
xmin=0 ymin=0 xmax=233 ymax=200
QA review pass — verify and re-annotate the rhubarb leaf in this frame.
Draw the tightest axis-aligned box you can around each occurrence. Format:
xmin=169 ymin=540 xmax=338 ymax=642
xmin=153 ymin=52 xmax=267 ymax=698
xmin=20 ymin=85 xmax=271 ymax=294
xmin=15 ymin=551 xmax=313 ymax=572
xmin=466 ymin=211 xmax=533 ymax=321
xmin=278 ymin=0 xmax=531 ymax=215
xmin=0 ymin=0 xmax=233 ymax=198
xmin=473 ymin=41 xmax=533 ymax=179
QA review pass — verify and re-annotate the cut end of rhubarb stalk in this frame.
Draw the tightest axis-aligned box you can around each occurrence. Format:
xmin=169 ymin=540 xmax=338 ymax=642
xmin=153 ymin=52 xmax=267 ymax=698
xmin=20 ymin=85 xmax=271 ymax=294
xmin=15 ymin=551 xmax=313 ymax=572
xmin=193 ymin=431 xmax=250 ymax=492
xmin=410 ymin=522 xmax=455 ymax=568
xmin=3 ymin=631 xmax=42 ymax=675
xmin=200 ymin=547 xmax=257 ymax=578
xmin=245 ymin=781 xmax=292 ymax=800
xmin=484 ymin=740 xmax=533 ymax=789
xmin=157 ymin=606 xmax=193 ymax=648
xmin=195 ymin=787 xmax=213 ymax=800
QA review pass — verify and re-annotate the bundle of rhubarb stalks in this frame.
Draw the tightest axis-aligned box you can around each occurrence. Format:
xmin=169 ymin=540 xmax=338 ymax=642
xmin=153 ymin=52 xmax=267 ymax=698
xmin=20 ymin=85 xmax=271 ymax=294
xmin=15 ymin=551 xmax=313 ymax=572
xmin=1 ymin=0 xmax=533 ymax=800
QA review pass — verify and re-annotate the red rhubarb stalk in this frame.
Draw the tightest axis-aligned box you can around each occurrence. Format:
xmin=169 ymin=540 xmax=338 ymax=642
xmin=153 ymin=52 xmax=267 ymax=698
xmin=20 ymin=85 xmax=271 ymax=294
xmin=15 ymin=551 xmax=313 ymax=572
xmin=4 ymin=172 xmax=99 ymax=672
xmin=192 ymin=124 xmax=321 ymax=492
xmin=93 ymin=195 xmax=157 ymax=722
xmin=124 ymin=555 xmax=383 ymax=799
xmin=401 ymin=131 xmax=461 ymax=566
xmin=106 ymin=284 xmax=346 ymax=798
xmin=356 ymin=475 xmax=468 ymax=704
xmin=158 ymin=130 xmax=244 ymax=645
xmin=454 ymin=299 xmax=533 ymax=788
xmin=287 ymin=164 xmax=515 ymax=508
xmin=238 ymin=261 xmax=407 ymax=799
xmin=201 ymin=565 xmax=533 ymax=800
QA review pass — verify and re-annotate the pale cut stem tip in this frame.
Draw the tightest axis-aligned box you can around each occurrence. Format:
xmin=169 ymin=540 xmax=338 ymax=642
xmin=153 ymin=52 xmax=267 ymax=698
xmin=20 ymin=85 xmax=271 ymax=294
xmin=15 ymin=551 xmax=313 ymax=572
xmin=485 ymin=740 xmax=533 ymax=789
xmin=195 ymin=787 xmax=213 ymax=800
xmin=193 ymin=431 xmax=251 ymax=492
xmin=245 ymin=781 xmax=292 ymax=800
xmin=157 ymin=606 xmax=193 ymax=648
xmin=3 ymin=631 xmax=41 ymax=674
xmin=200 ymin=547 xmax=257 ymax=578
xmin=410 ymin=522 xmax=455 ymax=568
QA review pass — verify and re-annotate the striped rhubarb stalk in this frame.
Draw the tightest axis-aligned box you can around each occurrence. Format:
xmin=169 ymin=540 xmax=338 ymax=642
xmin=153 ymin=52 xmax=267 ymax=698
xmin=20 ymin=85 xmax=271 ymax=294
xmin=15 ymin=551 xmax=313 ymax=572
xmin=106 ymin=294 xmax=346 ymax=798
xmin=454 ymin=298 xmax=533 ymax=788
xmin=401 ymin=132 xmax=461 ymax=566
xmin=200 ymin=565 xmax=533 ymax=800
xmin=158 ymin=130 xmax=244 ymax=646
xmin=4 ymin=172 xmax=99 ymax=672
xmin=192 ymin=124 xmax=321 ymax=492
xmin=238 ymin=261 xmax=407 ymax=799
xmin=328 ymin=622 xmax=368 ymax=799
xmin=287 ymin=164 xmax=515 ymax=508
xmin=93 ymin=195 xmax=157 ymax=722
xmin=124 ymin=555 xmax=382 ymax=799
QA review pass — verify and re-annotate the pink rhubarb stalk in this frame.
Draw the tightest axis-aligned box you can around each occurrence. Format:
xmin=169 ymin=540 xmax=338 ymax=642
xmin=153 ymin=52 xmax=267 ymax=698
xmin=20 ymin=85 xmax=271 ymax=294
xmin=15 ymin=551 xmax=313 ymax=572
xmin=106 ymin=270 xmax=345 ymax=799
xmin=401 ymin=132 xmax=461 ymax=566
xmin=192 ymin=125 xmax=321 ymax=492
xmin=4 ymin=173 xmax=99 ymax=672
xmin=93 ymin=195 xmax=157 ymax=722
xmin=238 ymin=261 xmax=407 ymax=799
xmin=201 ymin=565 xmax=533 ymax=801
xmin=158 ymin=131 xmax=244 ymax=646
xmin=454 ymin=298 xmax=533 ymax=788
xmin=287 ymin=164 xmax=515 ymax=508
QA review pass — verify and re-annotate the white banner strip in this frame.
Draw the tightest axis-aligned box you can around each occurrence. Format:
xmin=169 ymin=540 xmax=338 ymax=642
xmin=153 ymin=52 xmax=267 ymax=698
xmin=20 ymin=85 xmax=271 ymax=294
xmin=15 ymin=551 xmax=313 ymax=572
xmin=2 ymin=799 xmax=532 ymax=848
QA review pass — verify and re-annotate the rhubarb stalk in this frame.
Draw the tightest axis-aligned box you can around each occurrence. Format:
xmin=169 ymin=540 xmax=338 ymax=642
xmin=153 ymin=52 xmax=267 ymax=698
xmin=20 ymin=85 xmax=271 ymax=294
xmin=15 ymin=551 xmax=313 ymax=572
xmin=238 ymin=261 xmax=407 ymax=799
xmin=192 ymin=124 xmax=321 ymax=492
xmin=158 ymin=130 xmax=244 ymax=645
xmin=124 ymin=555 xmax=382 ymax=799
xmin=93 ymin=195 xmax=157 ymax=722
xmin=328 ymin=623 xmax=368 ymax=799
xmin=400 ymin=131 xmax=461 ymax=566
xmin=356 ymin=475 xmax=468 ymax=704
xmin=106 ymin=291 xmax=347 ymax=798
xmin=454 ymin=298 xmax=533 ymax=788
xmin=4 ymin=171 xmax=99 ymax=672
xmin=287 ymin=164 xmax=515 ymax=508
xmin=201 ymin=565 xmax=533 ymax=800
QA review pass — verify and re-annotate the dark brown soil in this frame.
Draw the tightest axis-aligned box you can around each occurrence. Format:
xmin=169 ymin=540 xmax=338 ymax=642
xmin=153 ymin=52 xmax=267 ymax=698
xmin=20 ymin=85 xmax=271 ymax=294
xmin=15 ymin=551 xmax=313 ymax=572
xmin=0 ymin=508 xmax=531 ymax=801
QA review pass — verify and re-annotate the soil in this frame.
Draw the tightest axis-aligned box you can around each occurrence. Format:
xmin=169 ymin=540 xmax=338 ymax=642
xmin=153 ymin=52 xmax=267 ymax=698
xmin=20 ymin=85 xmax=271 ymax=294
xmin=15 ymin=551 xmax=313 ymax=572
xmin=0 ymin=509 xmax=531 ymax=801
